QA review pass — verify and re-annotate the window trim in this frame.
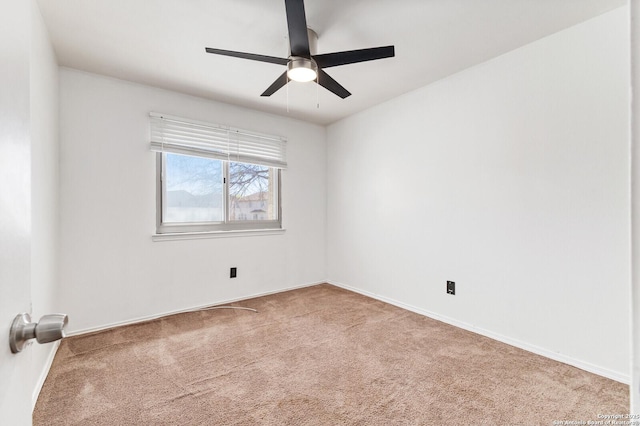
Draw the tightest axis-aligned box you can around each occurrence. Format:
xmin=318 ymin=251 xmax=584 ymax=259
xmin=155 ymin=153 xmax=282 ymax=235
xmin=151 ymin=228 xmax=286 ymax=242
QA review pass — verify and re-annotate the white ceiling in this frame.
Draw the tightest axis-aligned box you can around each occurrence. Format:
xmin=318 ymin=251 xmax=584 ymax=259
xmin=37 ymin=0 xmax=624 ymax=125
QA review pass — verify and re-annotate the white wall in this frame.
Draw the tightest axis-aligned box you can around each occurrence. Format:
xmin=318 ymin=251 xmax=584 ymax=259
xmin=29 ymin=0 xmax=60 ymax=407
xmin=327 ymin=7 xmax=630 ymax=381
xmin=58 ymin=69 xmax=326 ymax=333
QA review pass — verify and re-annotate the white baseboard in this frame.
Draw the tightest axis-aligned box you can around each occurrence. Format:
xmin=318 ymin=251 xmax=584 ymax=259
xmin=328 ymin=280 xmax=630 ymax=385
xmin=32 ymin=340 xmax=60 ymax=411
xmin=66 ymin=281 xmax=325 ymax=337
xmin=64 ymin=278 xmax=630 ymax=384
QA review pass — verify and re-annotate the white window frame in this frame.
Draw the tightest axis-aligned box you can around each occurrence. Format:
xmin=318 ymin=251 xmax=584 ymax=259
xmin=156 ymin=154 xmax=282 ymax=234
xmin=150 ymin=113 xmax=286 ymax=235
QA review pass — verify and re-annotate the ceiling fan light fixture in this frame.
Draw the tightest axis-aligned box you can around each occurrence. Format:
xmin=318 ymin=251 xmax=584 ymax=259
xmin=287 ymin=57 xmax=317 ymax=82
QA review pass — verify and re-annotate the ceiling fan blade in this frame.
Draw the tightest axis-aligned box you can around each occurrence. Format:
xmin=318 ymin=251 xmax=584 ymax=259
xmin=261 ymin=71 xmax=289 ymax=97
xmin=205 ymin=47 xmax=288 ymax=65
xmin=313 ymin=46 xmax=395 ymax=69
xmin=284 ymin=0 xmax=310 ymax=57
xmin=317 ymin=69 xmax=351 ymax=99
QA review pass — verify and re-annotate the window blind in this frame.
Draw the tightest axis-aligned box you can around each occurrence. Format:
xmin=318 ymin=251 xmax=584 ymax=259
xmin=150 ymin=112 xmax=287 ymax=169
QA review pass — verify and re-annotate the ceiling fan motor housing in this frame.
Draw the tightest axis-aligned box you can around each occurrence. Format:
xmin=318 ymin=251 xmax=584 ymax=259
xmin=287 ymin=28 xmax=318 ymax=82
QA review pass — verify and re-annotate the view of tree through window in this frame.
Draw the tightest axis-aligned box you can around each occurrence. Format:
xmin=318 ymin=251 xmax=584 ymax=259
xmin=229 ymin=162 xmax=276 ymax=221
xmin=161 ymin=153 xmax=278 ymax=228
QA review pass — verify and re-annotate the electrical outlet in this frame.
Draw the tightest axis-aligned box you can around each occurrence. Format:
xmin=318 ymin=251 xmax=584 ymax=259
xmin=230 ymin=267 xmax=237 ymax=278
xmin=447 ymin=281 xmax=455 ymax=295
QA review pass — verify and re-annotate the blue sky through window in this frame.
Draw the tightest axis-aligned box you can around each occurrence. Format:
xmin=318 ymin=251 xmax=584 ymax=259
xmin=165 ymin=153 xmax=222 ymax=196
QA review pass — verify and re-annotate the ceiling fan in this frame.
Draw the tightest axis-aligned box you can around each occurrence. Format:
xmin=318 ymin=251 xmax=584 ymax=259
xmin=205 ymin=0 xmax=395 ymax=99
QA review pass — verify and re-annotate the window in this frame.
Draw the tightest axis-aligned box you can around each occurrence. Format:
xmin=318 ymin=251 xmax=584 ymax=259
xmin=151 ymin=113 xmax=285 ymax=234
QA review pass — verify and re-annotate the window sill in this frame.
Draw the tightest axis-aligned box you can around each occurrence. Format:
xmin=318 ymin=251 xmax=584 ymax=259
xmin=152 ymin=228 xmax=286 ymax=242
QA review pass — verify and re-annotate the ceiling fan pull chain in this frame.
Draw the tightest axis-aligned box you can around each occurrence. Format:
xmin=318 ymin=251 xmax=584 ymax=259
xmin=316 ymin=74 xmax=320 ymax=109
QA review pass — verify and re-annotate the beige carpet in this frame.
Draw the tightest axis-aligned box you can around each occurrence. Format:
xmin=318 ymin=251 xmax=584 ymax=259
xmin=34 ymin=284 xmax=628 ymax=425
